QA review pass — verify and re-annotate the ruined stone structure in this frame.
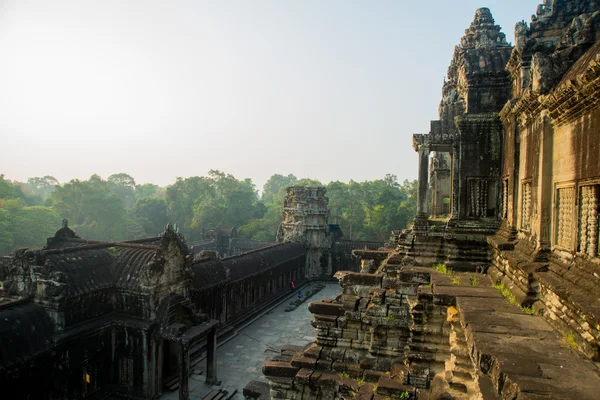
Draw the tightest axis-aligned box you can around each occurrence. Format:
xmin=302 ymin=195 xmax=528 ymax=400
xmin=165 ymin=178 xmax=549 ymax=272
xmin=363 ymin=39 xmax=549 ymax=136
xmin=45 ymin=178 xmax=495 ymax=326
xmin=278 ymin=186 xmax=332 ymax=278
xmin=0 ymin=223 xmax=308 ymax=399
xmin=259 ymin=2 xmax=600 ymax=399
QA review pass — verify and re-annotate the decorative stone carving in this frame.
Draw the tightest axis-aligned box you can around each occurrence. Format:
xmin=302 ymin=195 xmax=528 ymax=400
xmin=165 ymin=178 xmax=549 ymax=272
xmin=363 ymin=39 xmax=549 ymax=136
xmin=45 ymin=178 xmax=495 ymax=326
xmin=557 ymin=187 xmax=575 ymax=249
xmin=522 ymin=182 xmax=532 ymax=232
xmin=579 ymin=185 xmax=599 ymax=256
xmin=468 ymin=179 xmax=489 ymax=218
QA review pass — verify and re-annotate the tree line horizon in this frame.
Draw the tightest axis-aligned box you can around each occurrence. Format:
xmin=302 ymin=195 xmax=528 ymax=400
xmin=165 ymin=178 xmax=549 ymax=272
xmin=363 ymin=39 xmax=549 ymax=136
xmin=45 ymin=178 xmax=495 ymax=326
xmin=0 ymin=171 xmax=418 ymax=255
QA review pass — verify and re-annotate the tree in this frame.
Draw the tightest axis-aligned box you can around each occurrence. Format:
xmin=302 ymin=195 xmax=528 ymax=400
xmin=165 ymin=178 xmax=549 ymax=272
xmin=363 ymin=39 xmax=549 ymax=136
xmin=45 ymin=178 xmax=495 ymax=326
xmin=49 ymin=175 xmax=127 ymax=241
xmin=27 ymin=176 xmax=60 ymax=198
xmin=108 ymin=173 xmax=137 ymax=209
xmin=0 ymin=208 xmax=14 ymax=255
xmin=9 ymin=206 xmax=62 ymax=250
xmin=135 ymin=183 xmax=161 ymax=200
xmin=261 ymin=174 xmax=297 ymax=204
xmin=130 ymin=197 xmax=169 ymax=237
xmin=0 ymin=174 xmax=15 ymax=199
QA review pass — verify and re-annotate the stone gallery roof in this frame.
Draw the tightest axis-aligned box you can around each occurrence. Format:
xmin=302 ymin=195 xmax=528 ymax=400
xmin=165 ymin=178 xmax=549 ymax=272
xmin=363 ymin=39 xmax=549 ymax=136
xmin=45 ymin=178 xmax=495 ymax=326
xmin=192 ymin=242 xmax=306 ymax=287
xmin=191 ymin=258 xmax=230 ymax=291
xmin=30 ymin=241 xmax=160 ymax=296
xmin=0 ymin=301 xmax=54 ymax=371
xmin=224 ymin=242 xmax=306 ymax=282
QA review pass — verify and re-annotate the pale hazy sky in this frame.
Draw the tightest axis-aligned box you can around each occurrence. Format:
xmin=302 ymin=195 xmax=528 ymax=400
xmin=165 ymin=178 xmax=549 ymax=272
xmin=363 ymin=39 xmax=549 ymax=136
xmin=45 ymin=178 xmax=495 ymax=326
xmin=0 ymin=0 xmax=539 ymax=190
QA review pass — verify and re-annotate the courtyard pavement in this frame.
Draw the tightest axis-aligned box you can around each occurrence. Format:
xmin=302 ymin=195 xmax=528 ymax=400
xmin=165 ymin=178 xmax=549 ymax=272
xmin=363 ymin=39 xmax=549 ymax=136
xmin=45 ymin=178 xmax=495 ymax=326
xmin=161 ymin=282 xmax=341 ymax=399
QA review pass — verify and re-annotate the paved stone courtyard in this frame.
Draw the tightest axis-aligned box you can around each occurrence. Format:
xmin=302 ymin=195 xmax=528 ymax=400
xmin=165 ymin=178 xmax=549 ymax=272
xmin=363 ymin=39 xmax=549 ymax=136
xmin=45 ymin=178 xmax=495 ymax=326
xmin=161 ymin=282 xmax=340 ymax=399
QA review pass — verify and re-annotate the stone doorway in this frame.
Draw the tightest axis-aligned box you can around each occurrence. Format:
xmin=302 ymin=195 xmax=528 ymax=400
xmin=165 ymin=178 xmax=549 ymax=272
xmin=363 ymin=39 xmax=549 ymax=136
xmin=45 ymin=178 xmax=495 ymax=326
xmin=161 ymin=340 xmax=181 ymax=389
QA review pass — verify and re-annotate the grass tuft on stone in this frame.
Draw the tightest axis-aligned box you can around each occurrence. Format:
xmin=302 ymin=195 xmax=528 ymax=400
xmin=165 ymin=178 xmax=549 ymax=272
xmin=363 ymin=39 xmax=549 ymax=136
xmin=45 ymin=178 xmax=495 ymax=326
xmin=564 ymin=331 xmax=578 ymax=349
xmin=433 ymin=263 xmax=453 ymax=275
xmin=339 ymin=371 xmax=350 ymax=379
xmin=450 ymin=276 xmax=461 ymax=285
xmin=494 ymin=283 xmax=538 ymax=315
xmin=468 ymin=275 xmax=479 ymax=286
xmin=494 ymin=282 xmax=518 ymax=306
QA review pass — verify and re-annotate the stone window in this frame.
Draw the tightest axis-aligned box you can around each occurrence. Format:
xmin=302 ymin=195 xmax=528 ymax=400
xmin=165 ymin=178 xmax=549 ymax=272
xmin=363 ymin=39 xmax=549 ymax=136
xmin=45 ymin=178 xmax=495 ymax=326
xmin=521 ymin=182 xmax=532 ymax=232
xmin=502 ymin=179 xmax=509 ymax=219
xmin=119 ymin=357 xmax=134 ymax=387
xmin=82 ymin=362 xmax=99 ymax=397
xmin=556 ymin=187 xmax=575 ymax=249
xmin=468 ymin=179 xmax=488 ymax=218
xmin=579 ymin=185 xmax=599 ymax=257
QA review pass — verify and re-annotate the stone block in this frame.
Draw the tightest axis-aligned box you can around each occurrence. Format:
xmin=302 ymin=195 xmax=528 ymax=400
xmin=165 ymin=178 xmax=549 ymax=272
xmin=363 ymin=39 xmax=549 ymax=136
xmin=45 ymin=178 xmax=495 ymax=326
xmin=339 ymin=272 xmax=383 ymax=287
xmin=263 ymin=361 xmax=299 ymax=378
xmin=342 ymin=328 xmax=359 ymax=340
xmin=316 ymin=337 xmax=336 ymax=347
xmin=313 ymin=315 xmax=338 ymax=328
xmin=370 ymin=288 xmax=386 ymax=304
xmin=303 ymin=343 xmax=322 ymax=358
xmin=345 ymin=284 xmax=375 ymax=298
xmin=295 ymin=368 xmax=313 ymax=385
xmin=309 ymin=302 xmax=344 ymax=316
xmin=358 ymin=298 xmax=370 ymax=310
xmin=344 ymin=310 xmax=362 ymax=321
xmin=366 ymin=303 xmax=388 ymax=317
xmin=316 ymin=358 xmax=333 ymax=370
xmin=343 ymin=295 xmax=360 ymax=311
xmin=291 ymin=355 xmax=316 ymax=369
xmin=330 ymin=347 xmax=347 ymax=361
xmin=399 ymin=271 xmax=430 ymax=284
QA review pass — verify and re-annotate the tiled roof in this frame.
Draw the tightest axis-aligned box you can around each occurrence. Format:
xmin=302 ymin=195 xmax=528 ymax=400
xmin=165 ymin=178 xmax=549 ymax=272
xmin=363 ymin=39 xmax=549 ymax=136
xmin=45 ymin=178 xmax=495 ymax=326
xmin=191 ymin=258 xmax=229 ymax=290
xmin=224 ymin=242 xmax=306 ymax=282
xmin=112 ymin=246 xmax=156 ymax=290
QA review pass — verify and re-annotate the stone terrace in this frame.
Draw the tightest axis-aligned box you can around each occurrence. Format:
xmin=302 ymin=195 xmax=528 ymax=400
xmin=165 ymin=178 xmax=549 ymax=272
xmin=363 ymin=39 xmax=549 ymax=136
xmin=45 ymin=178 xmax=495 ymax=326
xmin=262 ymin=253 xmax=600 ymax=399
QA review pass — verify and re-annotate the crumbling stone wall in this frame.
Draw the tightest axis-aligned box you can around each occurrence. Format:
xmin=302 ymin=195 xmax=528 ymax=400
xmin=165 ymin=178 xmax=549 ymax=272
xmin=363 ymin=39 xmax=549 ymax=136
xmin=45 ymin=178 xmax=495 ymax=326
xmin=278 ymin=186 xmax=331 ymax=278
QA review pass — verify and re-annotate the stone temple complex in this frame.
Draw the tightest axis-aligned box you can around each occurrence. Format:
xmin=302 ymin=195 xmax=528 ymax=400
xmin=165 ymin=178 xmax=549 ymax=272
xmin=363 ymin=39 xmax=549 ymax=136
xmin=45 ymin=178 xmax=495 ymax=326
xmin=2 ymin=1 xmax=600 ymax=399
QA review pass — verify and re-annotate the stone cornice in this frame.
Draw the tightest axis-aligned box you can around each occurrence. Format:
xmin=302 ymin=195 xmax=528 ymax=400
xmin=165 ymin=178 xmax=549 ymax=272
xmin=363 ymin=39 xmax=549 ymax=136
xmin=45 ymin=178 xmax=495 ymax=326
xmin=500 ymin=49 xmax=600 ymax=127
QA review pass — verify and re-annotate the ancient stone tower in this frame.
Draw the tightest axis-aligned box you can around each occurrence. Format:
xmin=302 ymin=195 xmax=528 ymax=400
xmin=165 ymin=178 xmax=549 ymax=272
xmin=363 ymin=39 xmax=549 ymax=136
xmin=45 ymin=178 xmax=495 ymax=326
xmin=277 ymin=186 xmax=330 ymax=278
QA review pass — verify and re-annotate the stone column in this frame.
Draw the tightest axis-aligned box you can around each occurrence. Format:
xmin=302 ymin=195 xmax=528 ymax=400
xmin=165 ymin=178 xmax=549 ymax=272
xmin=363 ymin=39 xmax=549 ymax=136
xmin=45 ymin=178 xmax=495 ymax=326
xmin=450 ymin=143 xmax=460 ymax=221
xmin=416 ymin=145 xmax=430 ymax=217
xmin=535 ymin=116 xmax=553 ymax=259
xmin=142 ymin=330 xmax=149 ymax=395
xmin=179 ymin=343 xmax=190 ymax=400
xmin=205 ymin=328 xmax=218 ymax=385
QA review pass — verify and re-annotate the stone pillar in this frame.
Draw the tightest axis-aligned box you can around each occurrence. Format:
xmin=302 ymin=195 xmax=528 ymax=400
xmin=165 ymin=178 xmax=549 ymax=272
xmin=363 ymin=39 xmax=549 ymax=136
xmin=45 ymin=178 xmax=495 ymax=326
xmin=450 ymin=143 xmax=460 ymax=220
xmin=206 ymin=328 xmax=218 ymax=385
xmin=142 ymin=330 xmax=149 ymax=394
xmin=535 ymin=116 xmax=553 ymax=259
xmin=416 ymin=145 xmax=430 ymax=217
xmin=179 ymin=343 xmax=190 ymax=400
